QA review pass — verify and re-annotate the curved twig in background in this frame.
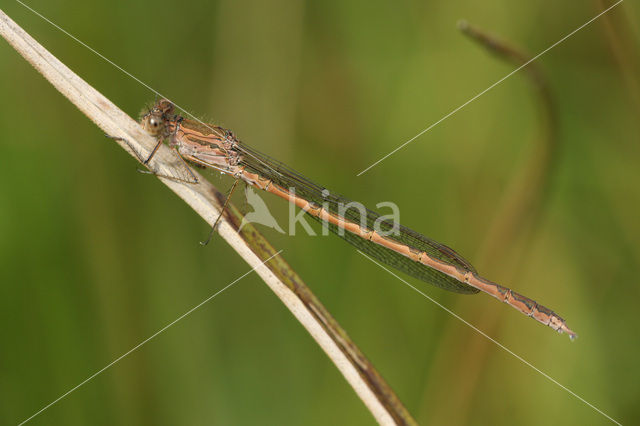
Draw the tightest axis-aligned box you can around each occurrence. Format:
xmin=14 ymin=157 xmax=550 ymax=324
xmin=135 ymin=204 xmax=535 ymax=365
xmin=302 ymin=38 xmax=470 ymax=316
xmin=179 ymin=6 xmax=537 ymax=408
xmin=458 ymin=19 xmax=558 ymax=266
xmin=0 ymin=9 xmax=415 ymax=426
xmin=597 ymin=0 xmax=640 ymax=126
xmin=418 ymin=22 xmax=560 ymax=425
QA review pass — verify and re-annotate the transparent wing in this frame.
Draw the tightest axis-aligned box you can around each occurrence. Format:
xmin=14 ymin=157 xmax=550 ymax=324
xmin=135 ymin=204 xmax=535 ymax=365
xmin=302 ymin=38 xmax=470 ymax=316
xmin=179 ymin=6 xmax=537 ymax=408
xmin=236 ymin=142 xmax=479 ymax=295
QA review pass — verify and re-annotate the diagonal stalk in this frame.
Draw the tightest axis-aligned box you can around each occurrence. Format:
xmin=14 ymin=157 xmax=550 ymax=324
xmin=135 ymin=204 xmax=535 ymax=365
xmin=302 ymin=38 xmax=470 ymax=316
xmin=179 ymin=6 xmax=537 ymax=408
xmin=0 ymin=9 xmax=415 ymax=425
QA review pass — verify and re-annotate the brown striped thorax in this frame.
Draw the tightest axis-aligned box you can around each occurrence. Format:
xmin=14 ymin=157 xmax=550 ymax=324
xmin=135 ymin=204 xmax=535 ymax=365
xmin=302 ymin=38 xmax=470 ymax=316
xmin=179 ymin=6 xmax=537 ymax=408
xmin=141 ymin=99 xmax=243 ymax=170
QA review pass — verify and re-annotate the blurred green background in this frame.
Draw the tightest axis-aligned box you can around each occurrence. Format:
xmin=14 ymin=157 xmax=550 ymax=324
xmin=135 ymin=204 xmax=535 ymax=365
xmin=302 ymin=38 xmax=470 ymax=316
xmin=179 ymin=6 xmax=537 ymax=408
xmin=1 ymin=1 xmax=639 ymax=424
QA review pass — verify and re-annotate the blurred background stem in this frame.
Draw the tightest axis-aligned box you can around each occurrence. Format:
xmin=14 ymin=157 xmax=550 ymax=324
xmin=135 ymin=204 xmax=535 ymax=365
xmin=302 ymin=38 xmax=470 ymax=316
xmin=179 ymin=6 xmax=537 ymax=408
xmin=419 ymin=21 xmax=559 ymax=425
xmin=597 ymin=0 xmax=640 ymax=133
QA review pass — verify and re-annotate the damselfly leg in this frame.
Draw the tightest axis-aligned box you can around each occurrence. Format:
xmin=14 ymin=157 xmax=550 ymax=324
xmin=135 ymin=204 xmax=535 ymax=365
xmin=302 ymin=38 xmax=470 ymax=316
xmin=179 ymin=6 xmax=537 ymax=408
xmin=201 ymin=175 xmax=243 ymax=245
xmin=106 ymin=134 xmax=198 ymax=184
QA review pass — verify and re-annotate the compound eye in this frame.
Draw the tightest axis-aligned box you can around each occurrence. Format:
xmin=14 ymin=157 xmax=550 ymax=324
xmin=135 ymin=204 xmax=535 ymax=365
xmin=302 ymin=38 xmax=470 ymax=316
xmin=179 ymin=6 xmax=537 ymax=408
xmin=143 ymin=115 xmax=164 ymax=135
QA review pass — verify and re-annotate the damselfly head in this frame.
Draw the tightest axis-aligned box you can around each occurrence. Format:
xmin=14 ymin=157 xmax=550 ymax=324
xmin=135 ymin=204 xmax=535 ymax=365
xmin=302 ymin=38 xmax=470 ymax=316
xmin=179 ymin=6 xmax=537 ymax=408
xmin=139 ymin=99 xmax=175 ymax=136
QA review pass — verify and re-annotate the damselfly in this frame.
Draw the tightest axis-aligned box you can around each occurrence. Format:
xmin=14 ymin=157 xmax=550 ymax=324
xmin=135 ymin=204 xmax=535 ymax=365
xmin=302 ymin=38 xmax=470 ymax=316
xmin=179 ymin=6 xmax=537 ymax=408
xmin=138 ymin=98 xmax=576 ymax=339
